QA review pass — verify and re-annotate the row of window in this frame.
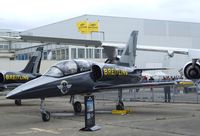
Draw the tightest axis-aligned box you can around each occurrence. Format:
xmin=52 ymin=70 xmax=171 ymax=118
xmin=51 ymin=48 xmax=104 ymax=60
xmin=15 ymin=47 xmax=124 ymax=60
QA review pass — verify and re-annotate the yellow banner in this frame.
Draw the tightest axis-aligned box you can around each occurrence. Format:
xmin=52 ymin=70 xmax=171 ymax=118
xmin=76 ymin=20 xmax=89 ymax=34
xmin=88 ymin=21 xmax=99 ymax=32
xmin=76 ymin=20 xmax=99 ymax=34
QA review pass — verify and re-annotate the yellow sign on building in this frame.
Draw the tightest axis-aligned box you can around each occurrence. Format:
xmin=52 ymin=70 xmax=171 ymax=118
xmin=76 ymin=20 xmax=99 ymax=34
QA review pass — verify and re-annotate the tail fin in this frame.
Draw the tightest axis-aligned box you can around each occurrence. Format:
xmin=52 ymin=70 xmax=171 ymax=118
xmin=119 ymin=31 xmax=138 ymax=66
xmin=21 ymin=47 xmax=43 ymax=74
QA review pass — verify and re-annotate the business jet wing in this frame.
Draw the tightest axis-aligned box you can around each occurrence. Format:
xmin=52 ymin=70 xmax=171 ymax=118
xmin=137 ymin=45 xmax=200 ymax=59
xmin=102 ymin=42 xmax=200 ymax=59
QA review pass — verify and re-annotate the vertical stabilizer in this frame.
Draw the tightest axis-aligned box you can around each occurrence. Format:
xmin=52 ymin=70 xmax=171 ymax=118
xmin=21 ymin=47 xmax=43 ymax=74
xmin=119 ymin=31 xmax=138 ymax=66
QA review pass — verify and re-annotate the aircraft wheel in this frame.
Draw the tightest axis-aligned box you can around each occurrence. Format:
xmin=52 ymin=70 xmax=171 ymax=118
xmin=116 ymin=101 xmax=124 ymax=110
xmin=73 ymin=101 xmax=82 ymax=113
xmin=15 ymin=99 xmax=22 ymax=106
xmin=41 ymin=111 xmax=50 ymax=122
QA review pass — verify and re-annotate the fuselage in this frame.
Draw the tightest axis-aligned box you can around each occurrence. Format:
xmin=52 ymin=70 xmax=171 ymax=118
xmin=0 ymin=71 xmax=41 ymax=91
xmin=7 ymin=59 xmax=142 ymax=99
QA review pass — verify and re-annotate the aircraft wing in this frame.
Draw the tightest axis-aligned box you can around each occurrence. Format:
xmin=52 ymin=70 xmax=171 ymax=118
xmin=94 ymin=81 xmax=176 ymax=92
xmin=0 ymin=36 xmax=22 ymax=42
xmin=102 ymin=42 xmax=200 ymax=59
xmin=137 ymin=45 xmax=200 ymax=59
xmin=20 ymin=35 xmax=102 ymax=46
xmin=0 ymin=83 xmax=23 ymax=91
xmin=0 ymin=35 xmax=102 ymax=47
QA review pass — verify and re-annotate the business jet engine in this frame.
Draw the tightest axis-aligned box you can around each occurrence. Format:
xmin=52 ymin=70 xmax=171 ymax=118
xmin=183 ymin=61 xmax=200 ymax=79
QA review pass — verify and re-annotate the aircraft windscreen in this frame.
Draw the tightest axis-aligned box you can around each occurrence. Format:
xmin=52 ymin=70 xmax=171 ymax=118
xmin=74 ymin=60 xmax=91 ymax=72
xmin=44 ymin=66 xmax=64 ymax=77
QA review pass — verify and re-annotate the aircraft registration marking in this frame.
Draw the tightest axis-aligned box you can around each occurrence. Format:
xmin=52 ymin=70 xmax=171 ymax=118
xmin=5 ymin=75 xmax=29 ymax=81
xmin=103 ymin=68 xmax=128 ymax=76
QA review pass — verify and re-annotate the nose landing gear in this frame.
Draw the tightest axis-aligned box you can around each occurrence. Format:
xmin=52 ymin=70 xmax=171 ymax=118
xmin=40 ymin=98 xmax=50 ymax=122
xmin=15 ymin=99 xmax=22 ymax=106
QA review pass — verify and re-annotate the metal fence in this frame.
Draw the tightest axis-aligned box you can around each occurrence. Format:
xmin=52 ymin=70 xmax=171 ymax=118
xmin=95 ymin=87 xmax=200 ymax=104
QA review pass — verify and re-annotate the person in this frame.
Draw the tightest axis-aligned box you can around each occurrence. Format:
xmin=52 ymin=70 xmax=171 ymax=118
xmin=149 ymin=76 xmax=154 ymax=82
xmin=164 ymin=86 xmax=171 ymax=102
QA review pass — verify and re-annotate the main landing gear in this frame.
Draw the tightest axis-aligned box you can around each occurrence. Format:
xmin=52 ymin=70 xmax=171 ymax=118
xmin=70 ymin=95 xmax=82 ymax=114
xmin=40 ymin=98 xmax=50 ymax=122
xmin=15 ymin=99 xmax=22 ymax=106
xmin=39 ymin=96 xmax=83 ymax=122
xmin=116 ymin=89 xmax=125 ymax=110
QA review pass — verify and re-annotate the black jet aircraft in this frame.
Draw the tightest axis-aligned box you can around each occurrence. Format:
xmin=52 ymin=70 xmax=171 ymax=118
xmin=1 ymin=47 xmax=43 ymax=105
xmin=7 ymin=31 xmax=175 ymax=122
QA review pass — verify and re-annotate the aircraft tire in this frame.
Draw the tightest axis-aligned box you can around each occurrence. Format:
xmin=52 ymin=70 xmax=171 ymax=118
xmin=116 ymin=101 xmax=124 ymax=110
xmin=73 ymin=101 xmax=82 ymax=113
xmin=41 ymin=111 xmax=50 ymax=122
xmin=15 ymin=99 xmax=22 ymax=106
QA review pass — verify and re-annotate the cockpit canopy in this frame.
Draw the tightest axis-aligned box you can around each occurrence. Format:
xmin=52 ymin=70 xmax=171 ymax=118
xmin=44 ymin=60 xmax=92 ymax=77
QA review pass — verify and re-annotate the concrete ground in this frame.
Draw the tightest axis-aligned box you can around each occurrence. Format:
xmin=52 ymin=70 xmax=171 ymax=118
xmin=0 ymin=96 xmax=200 ymax=136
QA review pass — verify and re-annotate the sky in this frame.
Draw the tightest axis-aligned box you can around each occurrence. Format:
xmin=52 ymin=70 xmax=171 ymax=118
xmin=0 ymin=0 xmax=200 ymax=31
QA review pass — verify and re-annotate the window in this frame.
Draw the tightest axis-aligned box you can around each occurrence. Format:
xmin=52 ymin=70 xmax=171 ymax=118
xmin=44 ymin=66 xmax=64 ymax=77
xmin=94 ymin=49 xmax=101 ymax=58
xmin=118 ymin=49 xmax=123 ymax=56
xmin=56 ymin=50 xmax=61 ymax=60
xmin=56 ymin=60 xmax=77 ymax=76
xmin=75 ymin=60 xmax=91 ymax=72
xmin=3 ymin=45 xmax=8 ymax=49
xmin=61 ymin=49 xmax=65 ymax=60
xmin=71 ymin=48 xmax=77 ymax=59
xmin=86 ymin=48 xmax=93 ymax=58
xmin=52 ymin=50 xmax=56 ymax=60
xmin=66 ymin=49 xmax=69 ymax=59
xmin=78 ymin=48 xmax=85 ymax=58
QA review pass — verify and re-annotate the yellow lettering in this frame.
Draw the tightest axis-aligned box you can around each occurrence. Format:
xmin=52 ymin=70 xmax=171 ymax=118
xmin=103 ymin=68 xmax=128 ymax=76
xmin=104 ymin=69 xmax=108 ymax=76
xmin=108 ymin=68 xmax=111 ymax=75
xmin=4 ymin=75 xmax=29 ymax=81
xmin=5 ymin=75 xmax=9 ymax=80
xmin=111 ymin=69 xmax=115 ymax=75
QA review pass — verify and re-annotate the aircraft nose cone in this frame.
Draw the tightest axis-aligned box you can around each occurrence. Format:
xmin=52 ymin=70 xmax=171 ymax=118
xmin=6 ymin=92 xmax=17 ymax=99
xmin=6 ymin=76 xmax=58 ymax=99
xmin=6 ymin=86 xmax=24 ymax=99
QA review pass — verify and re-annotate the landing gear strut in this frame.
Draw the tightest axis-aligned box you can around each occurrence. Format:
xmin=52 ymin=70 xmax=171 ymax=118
xmin=40 ymin=98 xmax=50 ymax=122
xmin=70 ymin=95 xmax=82 ymax=114
xmin=116 ymin=89 xmax=124 ymax=110
xmin=15 ymin=99 xmax=22 ymax=106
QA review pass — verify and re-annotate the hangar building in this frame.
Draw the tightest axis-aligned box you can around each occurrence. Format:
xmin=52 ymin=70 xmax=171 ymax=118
xmin=2 ymin=15 xmax=200 ymax=75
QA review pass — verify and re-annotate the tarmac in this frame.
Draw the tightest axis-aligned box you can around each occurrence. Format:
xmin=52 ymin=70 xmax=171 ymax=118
xmin=0 ymin=96 xmax=200 ymax=136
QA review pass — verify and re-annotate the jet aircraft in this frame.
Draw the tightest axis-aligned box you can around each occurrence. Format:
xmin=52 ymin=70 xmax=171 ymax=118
xmin=7 ymin=31 xmax=176 ymax=122
xmin=1 ymin=47 xmax=43 ymax=105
